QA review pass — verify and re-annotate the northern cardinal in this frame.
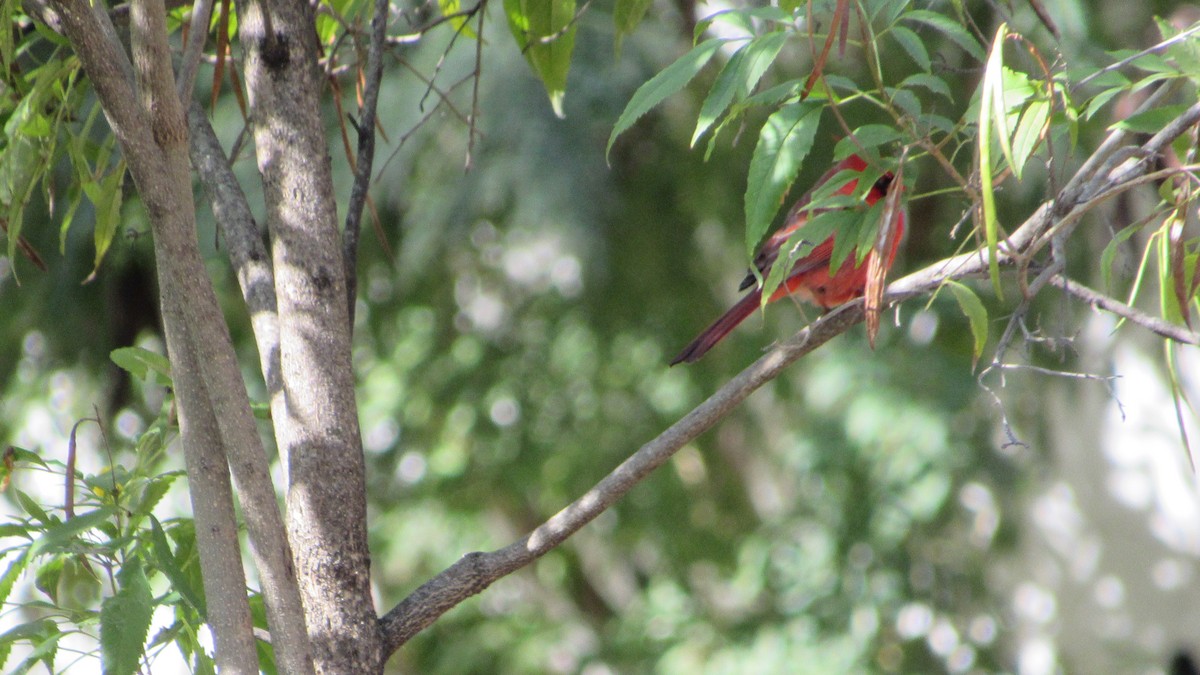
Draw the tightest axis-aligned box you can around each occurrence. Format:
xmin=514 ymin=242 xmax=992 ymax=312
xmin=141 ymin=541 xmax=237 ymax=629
xmin=670 ymin=154 xmax=904 ymax=365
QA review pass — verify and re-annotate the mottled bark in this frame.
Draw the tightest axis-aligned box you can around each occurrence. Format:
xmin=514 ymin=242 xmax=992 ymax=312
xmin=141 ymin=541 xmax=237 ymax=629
xmin=236 ymin=0 xmax=381 ymax=669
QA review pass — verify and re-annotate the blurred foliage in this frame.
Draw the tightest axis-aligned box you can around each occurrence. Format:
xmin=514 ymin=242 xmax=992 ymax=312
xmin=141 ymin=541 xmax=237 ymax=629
xmin=0 ymin=0 xmax=1198 ymax=672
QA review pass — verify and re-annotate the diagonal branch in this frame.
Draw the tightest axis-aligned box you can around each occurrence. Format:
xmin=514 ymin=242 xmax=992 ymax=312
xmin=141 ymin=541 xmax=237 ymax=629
xmin=186 ymin=101 xmax=284 ymax=419
xmin=377 ymin=93 xmax=1200 ymax=658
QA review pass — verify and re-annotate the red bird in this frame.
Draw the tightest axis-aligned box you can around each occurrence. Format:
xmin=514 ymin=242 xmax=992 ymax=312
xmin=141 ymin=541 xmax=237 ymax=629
xmin=670 ymin=154 xmax=904 ymax=365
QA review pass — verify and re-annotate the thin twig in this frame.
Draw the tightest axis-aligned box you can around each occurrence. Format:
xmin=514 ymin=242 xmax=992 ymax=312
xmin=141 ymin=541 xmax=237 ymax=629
xmin=343 ymin=0 xmax=391 ymax=328
xmin=1073 ymin=21 xmax=1200 ymax=91
xmin=465 ymin=6 xmax=483 ymax=170
xmin=1049 ymin=274 xmax=1200 ymax=345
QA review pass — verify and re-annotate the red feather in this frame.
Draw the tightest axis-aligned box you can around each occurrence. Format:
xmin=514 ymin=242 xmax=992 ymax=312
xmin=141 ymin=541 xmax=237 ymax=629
xmin=671 ymin=155 xmax=905 ymax=365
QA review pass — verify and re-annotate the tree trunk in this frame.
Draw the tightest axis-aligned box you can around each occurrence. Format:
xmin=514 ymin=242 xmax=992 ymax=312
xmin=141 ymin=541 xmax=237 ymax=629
xmin=236 ymin=0 xmax=382 ymax=669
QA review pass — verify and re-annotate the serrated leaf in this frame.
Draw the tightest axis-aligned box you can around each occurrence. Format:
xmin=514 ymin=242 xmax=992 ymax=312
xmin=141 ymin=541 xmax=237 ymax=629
xmin=505 ymin=0 xmax=577 ymax=117
xmin=760 ymin=209 xmax=855 ymax=303
xmin=0 ymin=620 xmax=61 ymax=672
xmin=692 ymin=32 xmax=787 ymax=146
xmin=918 ymin=113 xmax=958 ymax=134
xmin=833 ymin=125 xmax=903 ymax=160
xmin=901 ymin=72 xmax=952 ymax=99
xmin=887 ymin=87 xmax=922 ymax=118
xmin=1114 ymin=104 xmax=1190 ymax=134
xmin=821 ymin=74 xmax=859 ymax=93
xmin=946 ymin=280 xmax=988 ymax=367
xmin=150 ymin=516 xmax=206 ymax=618
xmin=607 ymin=38 xmax=725 ymax=159
xmin=745 ymin=104 xmax=822 ymax=258
xmin=101 ymin=556 xmax=153 ymax=675
xmin=904 ymin=9 xmax=986 ymax=61
xmin=0 ymin=552 xmax=30 ymax=609
xmin=11 ymin=623 xmax=62 ymax=675
xmin=692 ymin=46 xmax=749 ymax=147
xmin=1083 ymin=84 xmax=1127 ymax=120
xmin=743 ymin=80 xmax=802 ymax=108
xmin=29 ymin=508 xmax=114 ymax=557
xmin=110 ymin=347 xmax=172 ymax=386
xmin=890 ymin=25 xmax=930 ymax=71
xmin=131 ymin=473 xmax=178 ymax=520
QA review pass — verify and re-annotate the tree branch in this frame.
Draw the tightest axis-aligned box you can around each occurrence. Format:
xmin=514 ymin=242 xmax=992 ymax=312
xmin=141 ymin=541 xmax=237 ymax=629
xmin=132 ymin=0 xmax=317 ymax=672
xmin=377 ymin=93 xmax=1200 ymax=658
xmin=186 ymin=101 xmax=285 ymax=429
xmin=342 ymin=0 xmax=389 ymax=328
xmin=176 ymin=0 xmax=216 ymax=100
xmin=1049 ymin=275 xmax=1200 ymax=346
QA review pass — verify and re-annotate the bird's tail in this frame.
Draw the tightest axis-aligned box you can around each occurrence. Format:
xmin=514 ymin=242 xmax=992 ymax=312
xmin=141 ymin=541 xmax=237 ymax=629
xmin=670 ymin=290 xmax=762 ymax=365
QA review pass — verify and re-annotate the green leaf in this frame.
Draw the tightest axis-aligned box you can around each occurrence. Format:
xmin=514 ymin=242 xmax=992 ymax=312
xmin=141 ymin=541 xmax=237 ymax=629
xmin=744 ymin=103 xmax=822 ymax=258
xmin=10 ymin=623 xmax=62 ymax=675
xmin=743 ymin=79 xmax=802 ymax=108
xmin=505 ymin=0 xmax=578 ymax=117
xmin=890 ymin=25 xmax=930 ymax=71
xmin=855 ymin=199 xmax=886 ymax=265
xmin=1159 ymin=16 xmax=1200 ymax=83
xmin=900 ymin=72 xmax=952 ymax=99
xmin=100 ymin=555 xmax=154 ymax=675
xmin=886 ymin=87 xmax=922 ymax=118
xmin=0 ymin=552 xmax=30 ymax=609
xmin=695 ymin=7 xmax=790 ymax=41
xmin=613 ymin=0 xmax=652 ymax=54
xmin=438 ymin=0 xmax=478 ymax=39
xmin=918 ymin=113 xmax=958 ymax=134
xmin=1010 ymin=98 xmax=1049 ymax=176
xmin=7 ymin=447 xmax=49 ymax=470
xmin=692 ymin=32 xmax=787 ymax=147
xmin=760 ymin=209 xmax=856 ymax=303
xmin=608 ymin=38 xmax=725 ymax=159
xmin=15 ymin=491 xmax=50 ymax=525
xmin=945 ymin=280 xmax=989 ymax=367
xmin=129 ymin=474 xmax=177 ymax=523
xmin=110 ymin=346 xmax=172 ymax=386
xmin=30 ymin=508 xmax=114 ymax=556
xmin=829 ymin=209 xmax=867 ymax=275
xmin=833 ymin=125 xmax=903 ymax=160
xmin=1113 ymin=104 xmax=1190 ymax=134
xmin=903 ymin=9 xmax=986 ymax=62
xmin=33 ymin=556 xmax=63 ymax=604
xmin=1083 ymin=84 xmax=1128 ymax=120
xmin=150 ymin=516 xmax=206 ymax=618
xmin=979 ymin=23 xmax=1006 ymax=300
xmin=88 ymin=160 xmax=125 ymax=281
xmin=0 ymin=620 xmax=59 ymax=672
